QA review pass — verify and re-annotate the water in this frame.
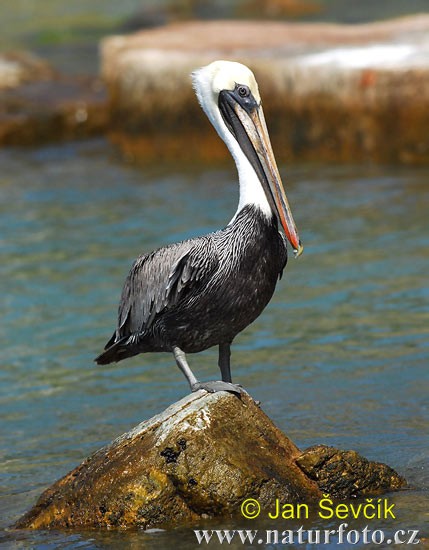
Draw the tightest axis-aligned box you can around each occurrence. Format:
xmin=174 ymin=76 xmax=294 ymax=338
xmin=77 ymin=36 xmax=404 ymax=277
xmin=0 ymin=140 xmax=428 ymax=549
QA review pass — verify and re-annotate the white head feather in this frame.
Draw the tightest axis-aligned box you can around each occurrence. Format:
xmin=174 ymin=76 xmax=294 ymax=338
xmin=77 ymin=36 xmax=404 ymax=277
xmin=191 ymin=60 xmax=271 ymax=222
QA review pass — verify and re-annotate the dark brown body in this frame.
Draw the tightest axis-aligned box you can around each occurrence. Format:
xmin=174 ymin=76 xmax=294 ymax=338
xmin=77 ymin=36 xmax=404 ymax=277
xmin=96 ymin=205 xmax=287 ymax=364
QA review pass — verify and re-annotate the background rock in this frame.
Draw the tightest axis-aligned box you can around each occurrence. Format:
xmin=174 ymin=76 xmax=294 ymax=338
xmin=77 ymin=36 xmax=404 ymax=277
xmin=0 ymin=52 xmax=54 ymax=91
xmin=0 ymin=52 xmax=107 ymax=146
xmin=15 ymin=391 xmax=405 ymax=530
xmin=101 ymin=16 xmax=429 ymax=164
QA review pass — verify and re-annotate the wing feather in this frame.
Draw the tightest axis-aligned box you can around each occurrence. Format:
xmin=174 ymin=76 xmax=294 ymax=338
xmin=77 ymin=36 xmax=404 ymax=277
xmin=116 ymin=237 xmax=218 ymax=340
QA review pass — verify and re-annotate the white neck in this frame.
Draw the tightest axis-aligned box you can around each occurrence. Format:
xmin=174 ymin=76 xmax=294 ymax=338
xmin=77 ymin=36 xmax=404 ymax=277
xmin=193 ymin=76 xmax=272 ymax=225
xmin=226 ymin=129 xmax=272 ymax=225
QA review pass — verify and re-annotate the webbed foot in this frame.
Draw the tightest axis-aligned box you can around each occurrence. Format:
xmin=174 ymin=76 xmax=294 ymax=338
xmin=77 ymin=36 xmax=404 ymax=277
xmin=191 ymin=380 xmax=245 ymax=397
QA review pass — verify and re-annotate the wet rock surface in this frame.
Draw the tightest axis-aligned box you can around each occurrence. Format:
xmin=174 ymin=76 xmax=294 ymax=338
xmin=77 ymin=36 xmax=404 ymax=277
xmin=296 ymin=445 xmax=406 ymax=499
xmin=0 ymin=52 xmax=108 ymax=146
xmin=15 ymin=392 xmax=405 ymax=530
xmin=101 ymin=16 xmax=429 ymax=163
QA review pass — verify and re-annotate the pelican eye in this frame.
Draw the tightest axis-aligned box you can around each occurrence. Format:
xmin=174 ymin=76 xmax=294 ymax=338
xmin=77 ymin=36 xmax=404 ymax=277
xmin=237 ymin=85 xmax=250 ymax=98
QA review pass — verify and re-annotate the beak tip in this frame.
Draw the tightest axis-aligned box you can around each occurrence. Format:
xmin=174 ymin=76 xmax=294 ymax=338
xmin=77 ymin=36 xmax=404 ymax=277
xmin=293 ymin=241 xmax=304 ymax=259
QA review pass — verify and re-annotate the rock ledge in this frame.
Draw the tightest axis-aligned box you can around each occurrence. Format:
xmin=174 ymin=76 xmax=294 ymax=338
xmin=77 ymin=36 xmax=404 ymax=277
xmin=101 ymin=16 xmax=429 ymax=163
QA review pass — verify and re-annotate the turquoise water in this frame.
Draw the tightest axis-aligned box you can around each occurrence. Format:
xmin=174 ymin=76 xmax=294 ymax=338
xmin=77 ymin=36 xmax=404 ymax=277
xmin=0 ymin=140 xmax=428 ymax=548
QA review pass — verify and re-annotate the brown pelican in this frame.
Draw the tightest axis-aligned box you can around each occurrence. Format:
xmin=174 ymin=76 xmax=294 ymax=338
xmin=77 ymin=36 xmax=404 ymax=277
xmin=95 ymin=60 xmax=303 ymax=395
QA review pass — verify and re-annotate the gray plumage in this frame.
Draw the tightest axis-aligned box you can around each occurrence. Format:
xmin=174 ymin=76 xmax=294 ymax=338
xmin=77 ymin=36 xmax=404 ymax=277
xmin=95 ymin=205 xmax=287 ymax=366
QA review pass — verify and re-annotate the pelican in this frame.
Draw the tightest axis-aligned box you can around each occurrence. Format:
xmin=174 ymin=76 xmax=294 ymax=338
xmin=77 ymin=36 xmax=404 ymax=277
xmin=95 ymin=60 xmax=303 ymax=395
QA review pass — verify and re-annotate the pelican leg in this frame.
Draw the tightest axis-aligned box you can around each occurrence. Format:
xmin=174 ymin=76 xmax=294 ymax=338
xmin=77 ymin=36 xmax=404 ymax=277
xmin=172 ymin=345 xmax=243 ymax=396
xmin=218 ymin=343 xmax=232 ymax=382
xmin=218 ymin=342 xmax=244 ymax=394
xmin=173 ymin=346 xmax=198 ymax=388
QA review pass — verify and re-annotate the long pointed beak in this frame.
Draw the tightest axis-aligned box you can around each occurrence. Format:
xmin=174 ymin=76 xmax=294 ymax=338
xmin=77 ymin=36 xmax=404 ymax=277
xmin=234 ymin=102 xmax=303 ymax=258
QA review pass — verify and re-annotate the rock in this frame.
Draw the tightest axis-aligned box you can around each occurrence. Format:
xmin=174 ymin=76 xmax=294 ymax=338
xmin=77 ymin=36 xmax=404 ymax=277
xmin=15 ymin=391 xmax=405 ymax=530
xmin=296 ymin=445 xmax=406 ymax=499
xmin=0 ymin=52 xmax=108 ymax=146
xmin=15 ymin=392 xmax=319 ymax=529
xmin=0 ymin=51 xmax=54 ymax=91
xmin=101 ymin=16 xmax=429 ymax=164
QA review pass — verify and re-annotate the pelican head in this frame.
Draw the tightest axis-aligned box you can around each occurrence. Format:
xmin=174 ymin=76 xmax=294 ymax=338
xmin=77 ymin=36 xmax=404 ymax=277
xmin=192 ymin=60 xmax=303 ymax=258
